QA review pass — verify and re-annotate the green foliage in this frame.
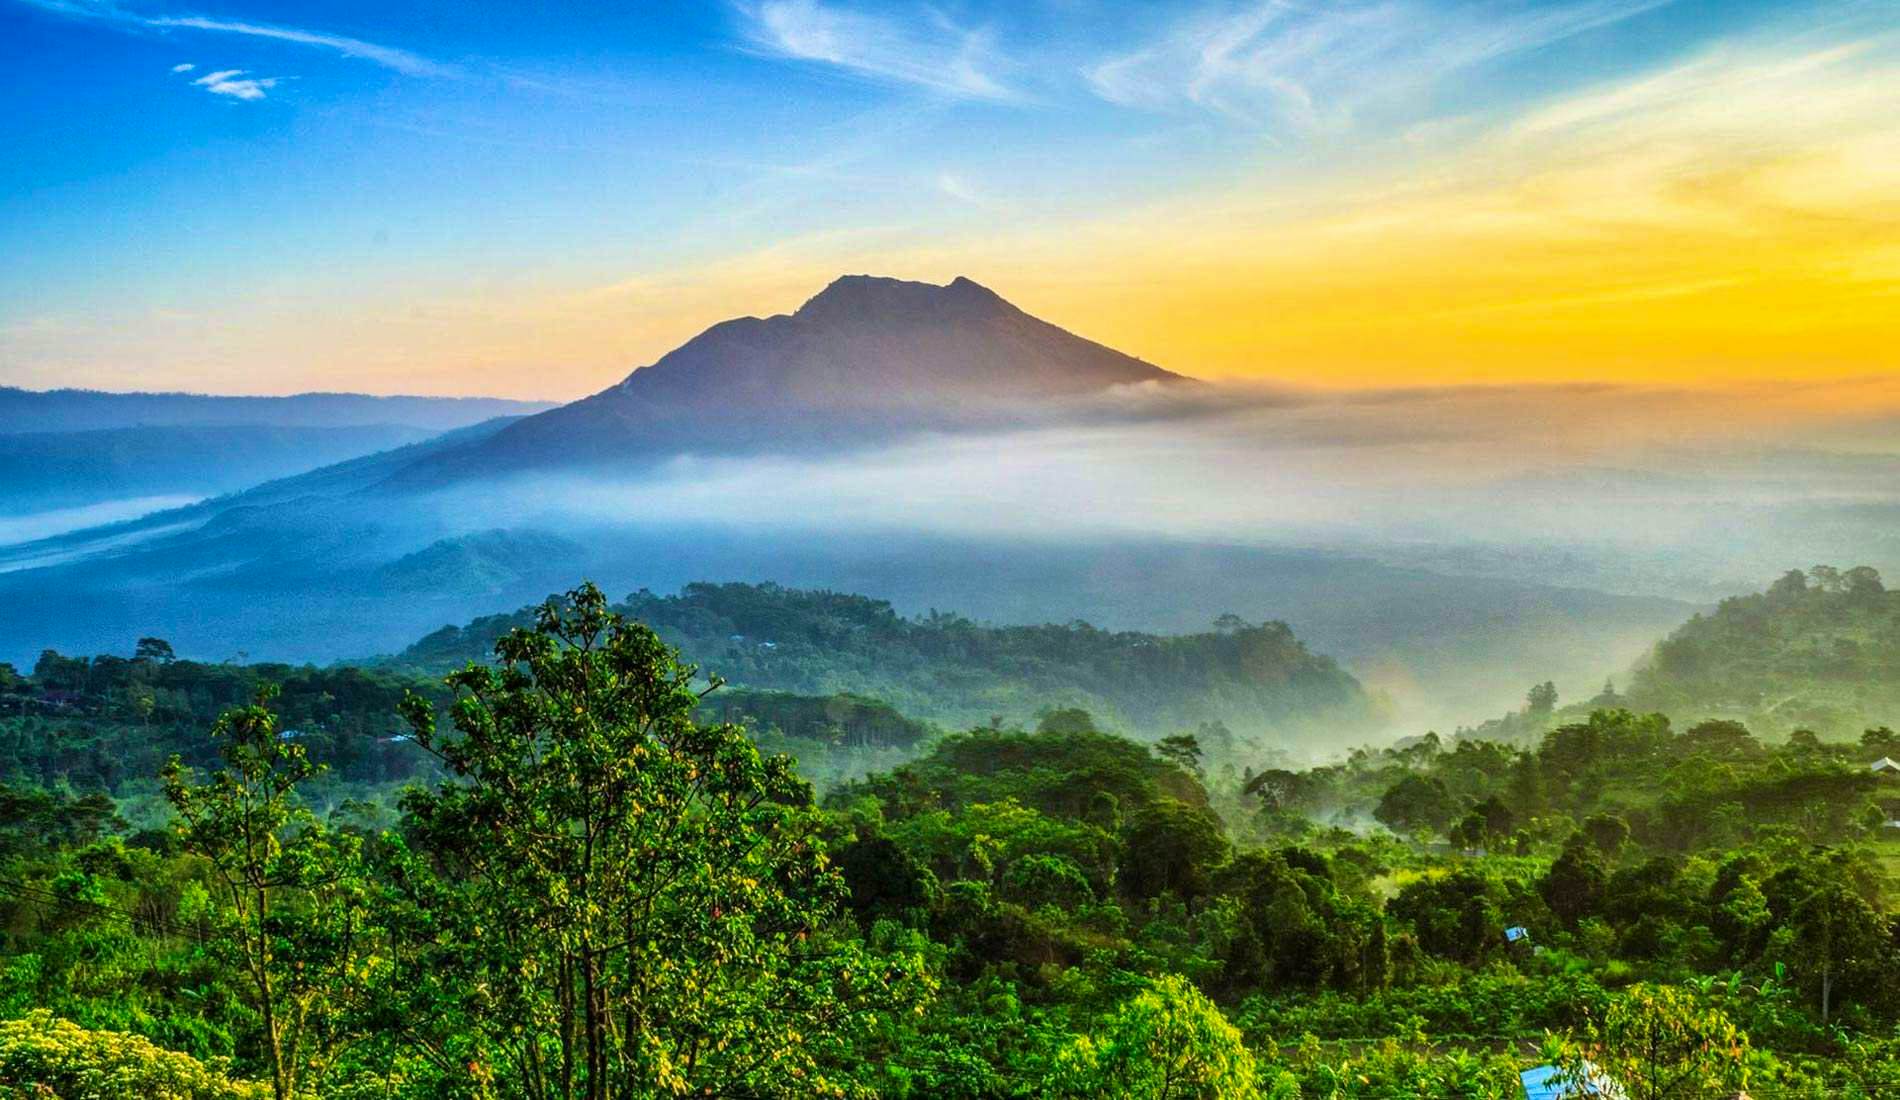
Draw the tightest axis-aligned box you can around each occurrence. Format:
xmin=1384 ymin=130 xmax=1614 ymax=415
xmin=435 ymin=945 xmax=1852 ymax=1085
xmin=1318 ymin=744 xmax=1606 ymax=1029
xmin=379 ymin=582 xmax=929 ymax=1097
xmin=0 ymin=1011 xmax=271 ymax=1099
xmin=10 ymin=570 xmax=1900 ymax=1099
xmin=1373 ymin=774 xmax=1458 ymax=836
xmin=1632 ymin=564 xmax=1900 ymax=737
xmin=1053 ymin=975 xmax=1256 ymax=1099
xmin=387 ymin=581 xmax=1382 ymax=742
xmin=161 ymin=687 xmax=368 ymax=1100
xmin=1562 ymin=984 xmax=1751 ymax=1100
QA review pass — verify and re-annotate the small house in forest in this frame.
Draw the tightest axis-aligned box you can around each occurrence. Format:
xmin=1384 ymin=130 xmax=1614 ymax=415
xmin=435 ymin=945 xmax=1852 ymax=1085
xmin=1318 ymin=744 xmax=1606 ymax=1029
xmin=1870 ymin=757 xmax=1900 ymax=774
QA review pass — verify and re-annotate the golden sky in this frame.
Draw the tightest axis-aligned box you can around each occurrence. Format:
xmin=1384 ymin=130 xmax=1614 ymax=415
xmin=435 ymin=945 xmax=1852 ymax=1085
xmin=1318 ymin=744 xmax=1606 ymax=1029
xmin=4 ymin=5 xmax=1896 ymax=401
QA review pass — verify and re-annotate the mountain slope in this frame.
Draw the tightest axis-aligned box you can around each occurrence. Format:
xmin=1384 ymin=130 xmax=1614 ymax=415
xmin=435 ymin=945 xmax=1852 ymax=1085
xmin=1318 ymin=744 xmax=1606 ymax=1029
xmin=1626 ymin=565 xmax=1899 ymax=737
xmin=387 ymin=275 xmax=1184 ymax=482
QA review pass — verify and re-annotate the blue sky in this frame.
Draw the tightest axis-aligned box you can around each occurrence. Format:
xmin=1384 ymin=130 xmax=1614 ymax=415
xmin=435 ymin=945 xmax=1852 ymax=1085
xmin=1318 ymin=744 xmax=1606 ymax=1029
xmin=1 ymin=0 xmax=1893 ymax=398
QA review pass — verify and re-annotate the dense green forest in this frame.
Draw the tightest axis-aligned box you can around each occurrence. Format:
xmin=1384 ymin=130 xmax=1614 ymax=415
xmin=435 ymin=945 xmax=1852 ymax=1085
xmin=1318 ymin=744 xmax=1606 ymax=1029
xmin=1625 ymin=565 xmax=1899 ymax=739
xmin=1452 ymin=565 xmax=1900 ymax=750
xmin=0 ymin=641 xmax=940 ymax=815
xmin=384 ymin=581 xmax=1383 ymax=745
xmin=5 ymin=577 xmax=1900 ymax=1096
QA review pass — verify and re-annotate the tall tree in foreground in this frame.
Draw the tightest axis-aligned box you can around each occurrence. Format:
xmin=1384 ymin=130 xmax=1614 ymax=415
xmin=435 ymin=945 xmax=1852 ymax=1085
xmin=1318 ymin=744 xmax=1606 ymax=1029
xmin=162 ymin=686 xmax=369 ymax=1100
xmin=383 ymin=582 xmax=926 ymax=1099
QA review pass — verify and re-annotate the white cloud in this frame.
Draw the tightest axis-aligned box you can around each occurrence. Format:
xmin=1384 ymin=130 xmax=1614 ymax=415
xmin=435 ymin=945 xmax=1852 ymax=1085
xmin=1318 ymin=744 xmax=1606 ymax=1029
xmin=170 ymin=61 xmax=194 ymax=72
xmin=1085 ymin=0 xmax=1670 ymax=132
xmin=736 ymin=0 xmax=1015 ymax=101
xmin=146 ymin=15 xmax=454 ymax=77
xmin=936 ymin=172 xmax=978 ymax=203
xmin=14 ymin=0 xmax=452 ymax=77
xmin=193 ymin=67 xmax=278 ymax=100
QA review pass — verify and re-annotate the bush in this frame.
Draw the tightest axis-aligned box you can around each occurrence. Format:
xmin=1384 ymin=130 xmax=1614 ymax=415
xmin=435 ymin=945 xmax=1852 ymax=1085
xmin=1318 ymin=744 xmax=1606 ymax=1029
xmin=0 ymin=1011 xmax=272 ymax=1099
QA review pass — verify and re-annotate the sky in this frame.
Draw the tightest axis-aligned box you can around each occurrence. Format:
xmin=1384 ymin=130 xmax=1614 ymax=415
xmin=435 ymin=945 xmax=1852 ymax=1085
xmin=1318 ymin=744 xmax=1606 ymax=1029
xmin=1 ymin=0 xmax=1896 ymax=400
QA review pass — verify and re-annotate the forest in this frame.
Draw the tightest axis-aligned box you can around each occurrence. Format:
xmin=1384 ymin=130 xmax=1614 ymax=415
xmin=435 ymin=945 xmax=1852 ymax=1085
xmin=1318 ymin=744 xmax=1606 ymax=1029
xmin=3 ymin=570 xmax=1900 ymax=1097
xmin=385 ymin=581 xmax=1383 ymax=742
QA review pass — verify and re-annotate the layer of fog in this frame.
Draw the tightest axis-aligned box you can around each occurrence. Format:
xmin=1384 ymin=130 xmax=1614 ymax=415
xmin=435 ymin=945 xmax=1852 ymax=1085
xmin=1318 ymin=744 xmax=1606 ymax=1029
xmin=0 ymin=495 xmax=203 ymax=548
xmin=457 ymin=380 xmax=1900 ymax=602
xmin=16 ymin=379 xmax=1900 ymax=741
xmin=355 ymin=379 xmax=1900 ymax=733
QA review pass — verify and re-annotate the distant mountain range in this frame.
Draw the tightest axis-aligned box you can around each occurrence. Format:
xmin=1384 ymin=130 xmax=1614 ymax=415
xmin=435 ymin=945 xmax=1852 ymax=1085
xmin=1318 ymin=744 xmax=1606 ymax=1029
xmin=0 ymin=387 xmax=553 ymax=432
xmin=0 ymin=387 xmax=555 ymax=521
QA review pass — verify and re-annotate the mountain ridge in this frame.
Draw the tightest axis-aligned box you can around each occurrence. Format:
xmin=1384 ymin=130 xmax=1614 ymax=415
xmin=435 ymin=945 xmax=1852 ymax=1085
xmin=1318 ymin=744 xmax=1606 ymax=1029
xmin=0 ymin=386 xmax=554 ymax=432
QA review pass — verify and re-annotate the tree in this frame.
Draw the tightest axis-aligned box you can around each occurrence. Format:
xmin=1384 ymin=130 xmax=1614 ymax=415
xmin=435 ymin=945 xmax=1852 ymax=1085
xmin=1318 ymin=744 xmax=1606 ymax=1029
xmin=837 ymin=835 xmax=939 ymax=926
xmin=1055 ymin=975 xmax=1257 ymax=1099
xmin=1373 ymin=774 xmax=1458 ymax=836
xmin=1038 ymin=707 xmax=1101 ymax=736
xmin=1789 ymin=883 xmax=1888 ymax=1023
xmin=134 ymin=636 xmax=177 ymax=664
xmin=1471 ymin=795 xmax=1515 ymax=845
xmin=1767 ymin=568 xmax=1810 ymax=602
xmin=1119 ymin=800 xmax=1227 ymax=900
xmin=1563 ymin=985 xmax=1750 ymax=1100
xmin=1242 ymin=768 xmax=1309 ymax=813
xmin=1843 ymin=565 xmax=1885 ymax=600
xmin=1527 ymin=681 xmax=1559 ymax=716
xmin=1155 ymin=733 xmax=1205 ymax=778
xmin=383 ymin=582 xmax=926 ymax=1099
xmin=1541 ymin=840 xmax=1608 ymax=927
xmin=1580 ymin=812 xmax=1630 ymax=856
xmin=161 ymin=686 xmax=368 ymax=1100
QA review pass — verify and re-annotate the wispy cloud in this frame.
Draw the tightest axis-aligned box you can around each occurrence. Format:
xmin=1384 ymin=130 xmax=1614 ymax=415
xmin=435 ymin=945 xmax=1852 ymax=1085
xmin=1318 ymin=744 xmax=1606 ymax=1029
xmin=191 ymin=67 xmax=277 ymax=100
xmin=1085 ymin=0 xmax=1670 ymax=131
xmin=735 ymin=0 xmax=1015 ymax=101
xmin=169 ymin=60 xmax=193 ymax=72
xmin=146 ymin=15 xmax=453 ymax=77
xmin=14 ymin=0 xmax=452 ymax=77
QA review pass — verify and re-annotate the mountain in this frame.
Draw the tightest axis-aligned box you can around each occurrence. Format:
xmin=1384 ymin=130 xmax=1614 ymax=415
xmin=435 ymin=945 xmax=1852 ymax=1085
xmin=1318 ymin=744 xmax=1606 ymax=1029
xmin=0 ymin=387 xmax=554 ymax=432
xmin=1624 ymin=565 xmax=1900 ymax=738
xmin=386 ymin=275 xmax=1184 ymax=483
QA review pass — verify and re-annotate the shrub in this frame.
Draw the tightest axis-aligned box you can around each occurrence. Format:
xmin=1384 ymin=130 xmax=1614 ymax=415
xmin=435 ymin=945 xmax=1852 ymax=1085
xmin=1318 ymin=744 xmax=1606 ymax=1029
xmin=0 ymin=1011 xmax=272 ymax=1099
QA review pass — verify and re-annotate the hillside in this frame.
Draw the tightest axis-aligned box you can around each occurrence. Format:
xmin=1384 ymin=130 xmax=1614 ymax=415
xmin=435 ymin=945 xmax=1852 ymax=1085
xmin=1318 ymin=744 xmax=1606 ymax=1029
xmin=384 ymin=580 xmax=1382 ymax=743
xmin=1626 ymin=564 xmax=1900 ymax=738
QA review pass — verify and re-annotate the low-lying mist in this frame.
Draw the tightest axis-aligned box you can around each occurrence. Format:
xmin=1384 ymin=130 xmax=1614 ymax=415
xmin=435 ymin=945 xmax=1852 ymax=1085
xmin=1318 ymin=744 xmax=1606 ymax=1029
xmin=457 ymin=378 xmax=1900 ymax=594
xmin=7 ymin=378 xmax=1899 ymax=744
xmin=372 ymin=379 xmax=1900 ymax=732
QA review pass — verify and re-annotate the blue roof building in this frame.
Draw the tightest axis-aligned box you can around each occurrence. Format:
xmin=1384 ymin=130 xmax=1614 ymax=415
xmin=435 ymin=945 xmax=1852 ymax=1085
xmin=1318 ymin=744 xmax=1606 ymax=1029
xmin=1521 ymin=1062 xmax=1625 ymax=1100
